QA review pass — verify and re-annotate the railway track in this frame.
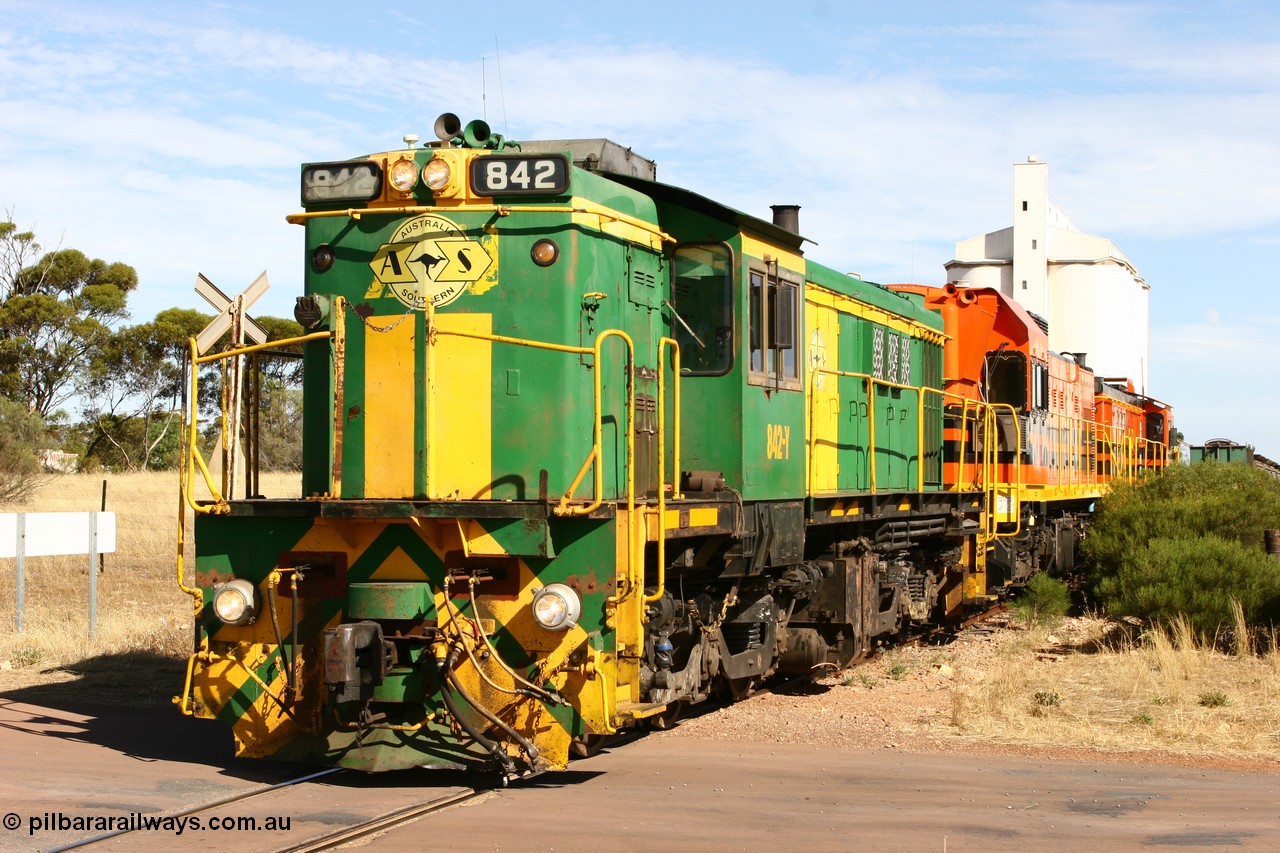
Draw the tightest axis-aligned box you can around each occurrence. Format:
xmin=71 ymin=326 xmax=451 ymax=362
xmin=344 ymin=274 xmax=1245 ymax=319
xmin=268 ymin=788 xmax=490 ymax=853
xmin=45 ymin=768 xmax=347 ymax=852
xmin=41 ymin=607 xmax=1012 ymax=852
xmin=44 ymin=764 xmax=493 ymax=853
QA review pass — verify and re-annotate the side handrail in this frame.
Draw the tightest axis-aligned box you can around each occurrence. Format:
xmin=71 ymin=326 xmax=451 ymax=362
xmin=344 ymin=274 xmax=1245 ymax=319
xmin=1043 ymin=408 xmax=1102 ymax=489
xmin=804 ymin=367 xmax=1022 ymax=498
xmin=805 ymin=367 xmax=921 ymax=495
xmin=983 ymin=403 xmax=1023 ymax=541
xmin=647 ymin=337 xmax=681 ymax=605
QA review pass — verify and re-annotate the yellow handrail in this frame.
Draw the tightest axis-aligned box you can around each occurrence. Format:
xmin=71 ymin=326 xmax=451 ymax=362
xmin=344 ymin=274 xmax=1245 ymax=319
xmin=286 ymin=203 xmax=676 ymax=245
xmin=330 ymin=297 xmax=346 ymax=498
xmin=647 ymin=338 xmax=681 ymax=605
xmin=549 ymin=330 xmax=636 ymax=518
xmin=984 ymin=403 xmax=1023 ymax=540
xmin=181 ymin=331 xmax=334 ymax=515
xmin=806 ymin=368 xmax=1003 ymax=496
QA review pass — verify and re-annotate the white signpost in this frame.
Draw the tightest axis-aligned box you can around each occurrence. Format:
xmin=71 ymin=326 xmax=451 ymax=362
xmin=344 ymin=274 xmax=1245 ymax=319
xmin=194 ymin=272 xmax=271 ymax=499
xmin=1 ymin=512 xmax=117 ymax=638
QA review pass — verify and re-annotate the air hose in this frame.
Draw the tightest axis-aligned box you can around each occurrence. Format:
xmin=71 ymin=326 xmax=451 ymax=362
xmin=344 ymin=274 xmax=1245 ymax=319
xmin=434 ymin=646 xmax=518 ymax=778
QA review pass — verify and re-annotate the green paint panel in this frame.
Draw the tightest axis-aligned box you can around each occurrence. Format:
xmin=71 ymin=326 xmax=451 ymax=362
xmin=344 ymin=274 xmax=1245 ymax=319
xmin=741 ymin=386 xmax=805 ymax=500
xmin=372 ymin=668 xmax=426 ymax=703
xmin=481 ymin=516 xmax=556 ymax=558
xmin=302 ymin=173 xmax=665 ymax=505
xmin=839 ymin=313 xmax=871 ymax=491
xmin=348 ymin=582 xmax=434 ymax=619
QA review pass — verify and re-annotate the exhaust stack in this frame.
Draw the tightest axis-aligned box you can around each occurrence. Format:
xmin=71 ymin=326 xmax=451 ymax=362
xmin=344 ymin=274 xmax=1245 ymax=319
xmin=770 ymin=204 xmax=800 ymax=234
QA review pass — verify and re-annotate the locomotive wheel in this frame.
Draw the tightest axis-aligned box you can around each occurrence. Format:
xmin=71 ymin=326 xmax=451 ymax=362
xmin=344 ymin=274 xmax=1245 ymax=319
xmin=717 ymin=676 xmax=757 ymax=702
xmin=643 ymin=701 xmax=685 ymax=731
xmin=569 ymin=734 xmax=607 ymax=759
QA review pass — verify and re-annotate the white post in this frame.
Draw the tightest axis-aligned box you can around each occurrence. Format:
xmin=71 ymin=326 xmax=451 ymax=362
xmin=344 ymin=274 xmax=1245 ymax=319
xmin=227 ymin=295 xmax=245 ymax=500
xmin=15 ymin=513 xmax=25 ymax=634
xmin=88 ymin=512 xmax=98 ymax=640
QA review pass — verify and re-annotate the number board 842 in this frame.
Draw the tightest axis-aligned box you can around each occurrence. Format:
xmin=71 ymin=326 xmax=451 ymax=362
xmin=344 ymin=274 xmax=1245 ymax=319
xmin=470 ymin=154 xmax=570 ymax=196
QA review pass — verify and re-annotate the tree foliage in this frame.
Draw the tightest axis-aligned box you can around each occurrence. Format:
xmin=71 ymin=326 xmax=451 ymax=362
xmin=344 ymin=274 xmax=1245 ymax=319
xmin=251 ymin=316 xmax=305 ymax=471
xmin=0 ymin=215 xmax=307 ymax=473
xmin=1084 ymin=462 xmax=1280 ymax=633
xmin=0 ymin=397 xmax=51 ymax=505
xmin=82 ymin=308 xmax=210 ymax=471
xmin=0 ymin=218 xmax=137 ymax=416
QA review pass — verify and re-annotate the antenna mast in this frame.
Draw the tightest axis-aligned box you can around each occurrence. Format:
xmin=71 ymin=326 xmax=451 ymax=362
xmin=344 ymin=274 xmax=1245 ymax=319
xmin=495 ymin=38 xmax=509 ymax=138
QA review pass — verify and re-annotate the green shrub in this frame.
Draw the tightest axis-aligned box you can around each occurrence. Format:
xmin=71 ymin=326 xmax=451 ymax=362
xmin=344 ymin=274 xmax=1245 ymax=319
xmin=1012 ymin=572 xmax=1072 ymax=627
xmin=1095 ymin=536 xmax=1280 ymax=634
xmin=1198 ymin=689 xmax=1230 ymax=708
xmin=1084 ymin=462 xmax=1280 ymax=633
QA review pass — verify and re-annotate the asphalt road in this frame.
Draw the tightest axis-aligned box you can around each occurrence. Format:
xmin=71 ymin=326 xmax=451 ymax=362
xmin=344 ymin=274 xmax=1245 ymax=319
xmin=0 ymin=689 xmax=1275 ymax=852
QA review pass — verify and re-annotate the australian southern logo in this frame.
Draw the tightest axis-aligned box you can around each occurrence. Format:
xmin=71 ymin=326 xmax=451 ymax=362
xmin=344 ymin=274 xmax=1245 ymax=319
xmin=367 ymin=214 xmax=496 ymax=309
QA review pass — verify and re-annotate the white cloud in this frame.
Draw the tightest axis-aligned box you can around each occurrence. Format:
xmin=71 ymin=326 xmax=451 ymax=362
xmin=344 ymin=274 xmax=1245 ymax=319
xmin=3 ymin=0 xmax=1280 ymax=449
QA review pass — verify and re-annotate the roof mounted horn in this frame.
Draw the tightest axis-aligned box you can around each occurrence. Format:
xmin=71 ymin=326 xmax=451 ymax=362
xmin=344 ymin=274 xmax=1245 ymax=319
xmin=434 ymin=113 xmax=462 ymax=143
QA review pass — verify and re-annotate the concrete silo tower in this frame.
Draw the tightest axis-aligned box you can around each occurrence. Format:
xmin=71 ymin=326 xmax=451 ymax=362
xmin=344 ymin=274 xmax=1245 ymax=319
xmin=945 ymin=157 xmax=1151 ymax=391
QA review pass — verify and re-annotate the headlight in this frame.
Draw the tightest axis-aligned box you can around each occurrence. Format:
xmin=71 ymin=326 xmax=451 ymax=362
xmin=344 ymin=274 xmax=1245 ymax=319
xmin=389 ymin=157 xmax=419 ymax=192
xmin=212 ymin=579 xmax=257 ymax=626
xmin=301 ymin=161 xmax=381 ymax=203
xmin=421 ymin=157 xmax=452 ymax=191
xmin=530 ymin=583 xmax=581 ymax=631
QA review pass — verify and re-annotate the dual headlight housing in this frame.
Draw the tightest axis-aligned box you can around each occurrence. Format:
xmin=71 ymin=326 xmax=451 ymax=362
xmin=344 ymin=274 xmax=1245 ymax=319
xmin=301 ymin=152 xmax=460 ymax=204
xmin=387 ymin=154 xmax=458 ymax=196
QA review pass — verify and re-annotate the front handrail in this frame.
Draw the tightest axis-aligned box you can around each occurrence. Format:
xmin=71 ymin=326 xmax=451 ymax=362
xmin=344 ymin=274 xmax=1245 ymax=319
xmin=181 ymin=331 xmax=334 ymax=515
xmin=175 ymin=327 xmax=332 ymax=717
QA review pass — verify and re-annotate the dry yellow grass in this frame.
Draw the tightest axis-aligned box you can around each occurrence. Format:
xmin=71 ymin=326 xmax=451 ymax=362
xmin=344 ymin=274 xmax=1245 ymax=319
xmin=0 ymin=470 xmax=299 ymax=680
xmin=949 ymin=615 xmax=1280 ymax=759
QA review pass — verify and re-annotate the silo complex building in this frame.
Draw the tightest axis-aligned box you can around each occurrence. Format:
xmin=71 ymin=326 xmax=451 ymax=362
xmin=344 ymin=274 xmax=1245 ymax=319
xmin=945 ymin=157 xmax=1150 ymax=392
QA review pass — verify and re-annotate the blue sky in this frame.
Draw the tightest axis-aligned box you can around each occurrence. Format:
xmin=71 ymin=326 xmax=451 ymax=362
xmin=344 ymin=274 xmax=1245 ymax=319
xmin=2 ymin=0 xmax=1278 ymax=453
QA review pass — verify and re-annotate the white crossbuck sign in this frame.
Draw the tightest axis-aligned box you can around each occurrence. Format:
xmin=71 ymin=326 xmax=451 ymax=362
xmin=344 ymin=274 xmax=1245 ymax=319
xmin=194 ymin=271 xmax=270 ymax=355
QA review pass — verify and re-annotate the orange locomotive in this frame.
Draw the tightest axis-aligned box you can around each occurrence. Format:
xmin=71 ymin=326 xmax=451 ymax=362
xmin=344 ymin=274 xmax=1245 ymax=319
xmin=889 ymin=283 xmax=1174 ymax=588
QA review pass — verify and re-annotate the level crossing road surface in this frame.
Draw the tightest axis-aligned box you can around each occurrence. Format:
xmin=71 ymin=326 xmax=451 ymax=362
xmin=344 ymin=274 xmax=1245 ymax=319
xmin=0 ymin=695 xmax=1275 ymax=852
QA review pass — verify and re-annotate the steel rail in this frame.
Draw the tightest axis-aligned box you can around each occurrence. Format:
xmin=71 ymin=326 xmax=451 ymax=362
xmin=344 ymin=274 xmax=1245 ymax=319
xmin=44 ymin=768 xmax=346 ymax=852
xmin=269 ymin=788 xmax=490 ymax=853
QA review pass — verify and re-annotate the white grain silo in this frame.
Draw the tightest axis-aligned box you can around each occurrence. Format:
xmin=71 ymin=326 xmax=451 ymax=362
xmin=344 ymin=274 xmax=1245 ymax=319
xmin=945 ymin=157 xmax=1150 ymax=391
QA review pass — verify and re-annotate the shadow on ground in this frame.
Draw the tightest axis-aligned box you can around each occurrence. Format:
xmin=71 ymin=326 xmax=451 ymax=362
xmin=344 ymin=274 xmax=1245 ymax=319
xmin=0 ymin=650 xmax=608 ymax=789
xmin=0 ymin=650 xmax=306 ymax=783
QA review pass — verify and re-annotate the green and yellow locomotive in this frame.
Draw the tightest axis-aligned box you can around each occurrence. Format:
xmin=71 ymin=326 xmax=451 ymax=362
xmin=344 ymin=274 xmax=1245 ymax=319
xmin=176 ymin=116 xmax=1008 ymax=777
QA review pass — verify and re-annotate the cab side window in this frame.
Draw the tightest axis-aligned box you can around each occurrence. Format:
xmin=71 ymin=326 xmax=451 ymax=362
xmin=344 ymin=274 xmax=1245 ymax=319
xmin=748 ymin=263 xmax=801 ymax=390
xmin=670 ymin=243 xmax=733 ymax=375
